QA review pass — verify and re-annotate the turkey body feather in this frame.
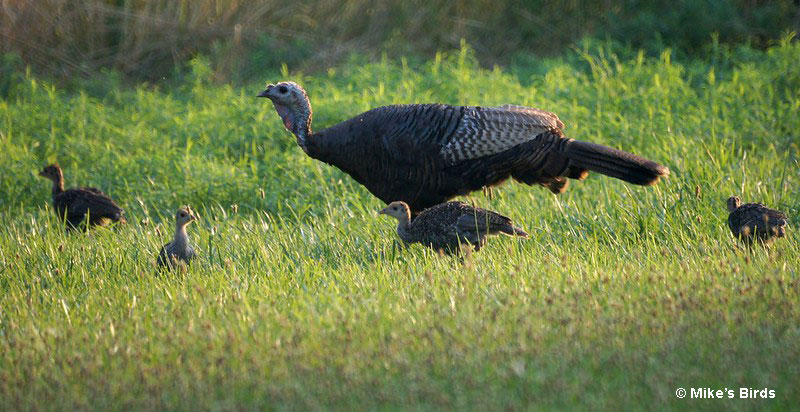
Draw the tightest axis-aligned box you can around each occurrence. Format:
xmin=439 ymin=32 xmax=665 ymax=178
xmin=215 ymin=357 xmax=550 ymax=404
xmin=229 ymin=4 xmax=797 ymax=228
xmin=306 ymin=104 xmax=468 ymax=211
xmin=157 ymin=242 xmax=196 ymax=268
xmin=727 ymin=197 xmax=789 ymax=245
xmin=406 ymin=201 xmax=528 ymax=252
xmin=53 ymin=188 xmax=126 ymax=227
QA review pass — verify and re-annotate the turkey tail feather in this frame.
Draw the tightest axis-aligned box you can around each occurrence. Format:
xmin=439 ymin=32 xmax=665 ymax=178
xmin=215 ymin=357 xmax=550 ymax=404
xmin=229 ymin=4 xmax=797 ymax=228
xmin=563 ymin=140 xmax=669 ymax=185
xmin=500 ymin=225 xmax=529 ymax=238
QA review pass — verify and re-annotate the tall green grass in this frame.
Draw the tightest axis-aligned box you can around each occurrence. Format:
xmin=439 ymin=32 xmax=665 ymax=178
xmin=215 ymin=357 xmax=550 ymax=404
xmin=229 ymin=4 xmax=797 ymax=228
xmin=0 ymin=40 xmax=799 ymax=409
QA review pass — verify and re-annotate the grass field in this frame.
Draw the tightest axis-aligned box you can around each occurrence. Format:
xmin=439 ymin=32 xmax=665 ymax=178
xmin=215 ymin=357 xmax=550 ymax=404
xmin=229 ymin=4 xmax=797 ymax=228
xmin=1 ymin=39 xmax=799 ymax=410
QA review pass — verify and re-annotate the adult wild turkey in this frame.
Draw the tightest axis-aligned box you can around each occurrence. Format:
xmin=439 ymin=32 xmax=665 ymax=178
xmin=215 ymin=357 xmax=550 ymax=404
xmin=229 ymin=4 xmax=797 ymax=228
xmin=157 ymin=206 xmax=198 ymax=269
xmin=38 ymin=164 xmax=126 ymax=229
xmin=258 ymin=81 xmax=670 ymax=213
xmin=379 ymin=201 xmax=528 ymax=253
xmin=727 ymin=196 xmax=788 ymax=246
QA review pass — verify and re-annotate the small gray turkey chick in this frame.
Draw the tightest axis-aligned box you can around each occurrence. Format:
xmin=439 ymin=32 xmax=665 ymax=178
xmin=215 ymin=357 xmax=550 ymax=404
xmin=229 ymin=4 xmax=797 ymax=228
xmin=157 ymin=206 xmax=197 ymax=269
xmin=379 ymin=201 xmax=528 ymax=254
xmin=727 ymin=196 xmax=788 ymax=246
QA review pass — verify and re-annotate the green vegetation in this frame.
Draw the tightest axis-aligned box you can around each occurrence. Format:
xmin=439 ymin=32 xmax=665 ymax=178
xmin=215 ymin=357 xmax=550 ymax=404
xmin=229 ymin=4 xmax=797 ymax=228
xmin=1 ymin=38 xmax=799 ymax=409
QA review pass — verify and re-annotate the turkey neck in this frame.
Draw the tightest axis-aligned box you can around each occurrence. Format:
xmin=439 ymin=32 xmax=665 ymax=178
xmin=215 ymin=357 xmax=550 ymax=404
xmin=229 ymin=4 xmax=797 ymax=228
xmin=172 ymin=223 xmax=190 ymax=249
xmin=285 ymin=97 xmax=312 ymax=152
xmin=395 ymin=214 xmax=414 ymax=243
xmin=294 ymin=110 xmax=312 ymax=149
xmin=50 ymin=176 xmax=64 ymax=197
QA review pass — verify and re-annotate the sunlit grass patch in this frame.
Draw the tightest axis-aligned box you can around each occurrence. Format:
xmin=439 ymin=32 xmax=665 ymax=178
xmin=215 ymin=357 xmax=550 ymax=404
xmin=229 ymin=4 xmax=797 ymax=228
xmin=0 ymin=40 xmax=799 ymax=409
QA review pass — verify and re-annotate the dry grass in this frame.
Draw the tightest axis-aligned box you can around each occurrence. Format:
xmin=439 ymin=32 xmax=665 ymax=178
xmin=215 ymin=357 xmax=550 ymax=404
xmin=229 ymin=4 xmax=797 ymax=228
xmin=2 ymin=0 xmax=798 ymax=82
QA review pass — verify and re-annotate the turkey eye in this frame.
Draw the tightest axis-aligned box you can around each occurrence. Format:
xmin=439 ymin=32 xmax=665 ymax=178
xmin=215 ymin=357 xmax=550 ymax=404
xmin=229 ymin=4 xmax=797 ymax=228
xmin=278 ymin=86 xmax=288 ymax=94
xmin=180 ymin=213 xmax=186 ymax=217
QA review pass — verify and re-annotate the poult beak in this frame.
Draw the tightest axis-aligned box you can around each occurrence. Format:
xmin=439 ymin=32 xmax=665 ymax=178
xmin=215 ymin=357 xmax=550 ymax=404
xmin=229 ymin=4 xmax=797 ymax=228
xmin=378 ymin=208 xmax=387 ymax=215
xmin=257 ymin=84 xmax=274 ymax=98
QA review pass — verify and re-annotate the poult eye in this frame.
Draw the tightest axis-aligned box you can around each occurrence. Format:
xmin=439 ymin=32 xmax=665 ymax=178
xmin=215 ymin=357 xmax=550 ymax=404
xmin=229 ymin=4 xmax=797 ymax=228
xmin=278 ymin=85 xmax=288 ymax=94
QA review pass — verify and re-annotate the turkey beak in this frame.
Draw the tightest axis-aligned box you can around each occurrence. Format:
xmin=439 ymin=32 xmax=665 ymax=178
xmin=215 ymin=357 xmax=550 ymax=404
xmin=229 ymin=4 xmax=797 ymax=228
xmin=378 ymin=208 xmax=387 ymax=215
xmin=257 ymin=84 xmax=274 ymax=98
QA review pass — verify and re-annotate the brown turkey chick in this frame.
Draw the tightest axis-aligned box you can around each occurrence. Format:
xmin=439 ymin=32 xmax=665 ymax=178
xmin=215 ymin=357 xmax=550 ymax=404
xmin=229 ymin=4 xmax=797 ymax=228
xmin=727 ymin=196 xmax=788 ymax=246
xmin=38 ymin=164 xmax=126 ymax=230
xmin=379 ymin=201 xmax=528 ymax=254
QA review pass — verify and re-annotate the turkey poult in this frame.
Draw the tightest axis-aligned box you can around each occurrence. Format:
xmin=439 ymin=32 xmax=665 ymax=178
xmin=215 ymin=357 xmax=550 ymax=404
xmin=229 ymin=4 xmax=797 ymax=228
xmin=259 ymin=81 xmax=670 ymax=214
xmin=727 ymin=196 xmax=788 ymax=246
xmin=157 ymin=206 xmax=198 ymax=269
xmin=379 ymin=201 xmax=528 ymax=254
xmin=38 ymin=164 xmax=126 ymax=229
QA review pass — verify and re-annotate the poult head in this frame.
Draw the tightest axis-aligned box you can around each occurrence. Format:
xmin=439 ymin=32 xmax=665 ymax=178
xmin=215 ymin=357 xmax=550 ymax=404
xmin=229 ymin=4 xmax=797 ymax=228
xmin=379 ymin=201 xmax=411 ymax=222
xmin=175 ymin=206 xmax=198 ymax=227
xmin=256 ymin=81 xmax=311 ymax=136
xmin=38 ymin=164 xmax=62 ymax=181
xmin=727 ymin=196 xmax=741 ymax=212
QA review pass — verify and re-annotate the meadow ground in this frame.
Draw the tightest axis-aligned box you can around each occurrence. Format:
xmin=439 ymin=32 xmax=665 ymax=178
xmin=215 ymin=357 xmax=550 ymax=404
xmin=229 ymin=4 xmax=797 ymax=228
xmin=1 ymin=40 xmax=799 ymax=410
